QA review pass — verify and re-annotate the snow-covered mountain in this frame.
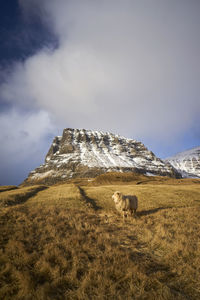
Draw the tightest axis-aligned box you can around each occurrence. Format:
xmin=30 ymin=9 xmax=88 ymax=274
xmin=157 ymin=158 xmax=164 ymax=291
xmin=165 ymin=147 xmax=200 ymax=178
xmin=24 ymin=128 xmax=181 ymax=185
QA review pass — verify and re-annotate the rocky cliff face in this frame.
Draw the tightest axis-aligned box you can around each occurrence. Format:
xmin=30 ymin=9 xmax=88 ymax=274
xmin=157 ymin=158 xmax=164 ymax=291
xmin=165 ymin=147 xmax=200 ymax=178
xmin=24 ymin=128 xmax=181 ymax=185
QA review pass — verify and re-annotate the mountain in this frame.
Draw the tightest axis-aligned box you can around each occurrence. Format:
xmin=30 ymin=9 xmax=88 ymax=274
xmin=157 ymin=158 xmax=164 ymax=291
xmin=165 ymin=146 xmax=200 ymax=178
xmin=24 ymin=128 xmax=181 ymax=185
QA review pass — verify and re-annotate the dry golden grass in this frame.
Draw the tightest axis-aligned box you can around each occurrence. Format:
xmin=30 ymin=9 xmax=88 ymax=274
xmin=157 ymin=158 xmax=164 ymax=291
xmin=0 ymin=186 xmax=18 ymax=193
xmin=90 ymin=172 xmax=148 ymax=185
xmin=89 ymin=172 xmax=200 ymax=186
xmin=0 ymin=185 xmax=47 ymax=207
xmin=83 ymin=182 xmax=200 ymax=213
xmin=26 ymin=184 xmax=87 ymax=210
xmin=0 ymin=174 xmax=200 ymax=299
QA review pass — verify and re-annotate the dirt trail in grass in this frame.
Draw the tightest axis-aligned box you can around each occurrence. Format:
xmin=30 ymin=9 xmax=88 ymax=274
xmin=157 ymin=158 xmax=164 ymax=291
xmin=0 ymin=186 xmax=18 ymax=193
xmin=76 ymin=185 xmax=102 ymax=210
xmin=0 ymin=185 xmax=48 ymax=207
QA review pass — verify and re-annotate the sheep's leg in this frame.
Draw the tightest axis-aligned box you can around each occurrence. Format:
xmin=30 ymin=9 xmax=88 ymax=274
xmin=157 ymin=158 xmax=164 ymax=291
xmin=123 ymin=211 xmax=125 ymax=222
xmin=133 ymin=209 xmax=137 ymax=218
xmin=130 ymin=209 xmax=134 ymax=217
xmin=123 ymin=211 xmax=127 ymax=222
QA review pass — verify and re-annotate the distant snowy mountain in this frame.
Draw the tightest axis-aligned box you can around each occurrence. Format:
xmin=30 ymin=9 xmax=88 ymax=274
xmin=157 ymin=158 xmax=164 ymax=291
xmin=24 ymin=128 xmax=181 ymax=185
xmin=165 ymin=147 xmax=200 ymax=178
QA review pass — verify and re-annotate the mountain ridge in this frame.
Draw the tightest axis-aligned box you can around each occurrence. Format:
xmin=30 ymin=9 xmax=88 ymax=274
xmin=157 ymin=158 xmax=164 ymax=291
xmin=23 ymin=128 xmax=181 ymax=185
xmin=165 ymin=146 xmax=200 ymax=178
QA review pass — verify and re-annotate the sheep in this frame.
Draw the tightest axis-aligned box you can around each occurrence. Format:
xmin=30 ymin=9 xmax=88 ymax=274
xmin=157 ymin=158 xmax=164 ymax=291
xmin=112 ymin=191 xmax=138 ymax=220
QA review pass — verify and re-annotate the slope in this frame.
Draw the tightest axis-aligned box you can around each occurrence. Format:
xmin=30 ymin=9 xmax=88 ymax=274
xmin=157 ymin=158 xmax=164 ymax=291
xmin=0 ymin=176 xmax=200 ymax=299
xmin=165 ymin=146 xmax=200 ymax=178
xmin=24 ymin=128 xmax=181 ymax=185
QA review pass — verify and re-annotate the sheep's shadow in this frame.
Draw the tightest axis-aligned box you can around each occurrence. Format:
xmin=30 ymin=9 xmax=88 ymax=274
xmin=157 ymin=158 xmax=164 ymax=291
xmin=137 ymin=206 xmax=172 ymax=217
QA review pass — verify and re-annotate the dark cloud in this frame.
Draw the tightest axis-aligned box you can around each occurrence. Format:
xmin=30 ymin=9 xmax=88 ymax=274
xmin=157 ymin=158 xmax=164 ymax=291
xmin=0 ymin=0 xmax=57 ymax=66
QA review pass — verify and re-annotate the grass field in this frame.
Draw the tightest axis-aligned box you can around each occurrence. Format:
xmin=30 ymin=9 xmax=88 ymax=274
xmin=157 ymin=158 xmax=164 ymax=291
xmin=0 ymin=173 xmax=200 ymax=299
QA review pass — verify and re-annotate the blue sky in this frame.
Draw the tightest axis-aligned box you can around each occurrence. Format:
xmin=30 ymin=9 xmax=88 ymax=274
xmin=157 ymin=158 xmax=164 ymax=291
xmin=0 ymin=0 xmax=200 ymax=185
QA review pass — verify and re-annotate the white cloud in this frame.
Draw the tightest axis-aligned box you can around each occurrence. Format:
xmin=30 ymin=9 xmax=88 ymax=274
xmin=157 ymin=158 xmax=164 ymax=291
xmin=0 ymin=109 xmax=54 ymax=166
xmin=2 ymin=0 xmax=200 ymax=143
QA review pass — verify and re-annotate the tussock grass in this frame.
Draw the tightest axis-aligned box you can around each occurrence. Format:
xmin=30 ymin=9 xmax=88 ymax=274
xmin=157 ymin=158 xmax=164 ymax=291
xmin=83 ymin=182 xmax=200 ymax=213
xmin=91 ymin=172 xmax=148 ymax=185
xmin=91 ymin=172 xmax=200 ymax=186
xmin=0 ymin=186 xmax=18 ymax=193
xmin=26 ymin=184 xmax=87 ymax=210
xmin=0 ymin=177 xmax=200 ymax=299
xmin=0 ymin=186 xmax=47 ymax=207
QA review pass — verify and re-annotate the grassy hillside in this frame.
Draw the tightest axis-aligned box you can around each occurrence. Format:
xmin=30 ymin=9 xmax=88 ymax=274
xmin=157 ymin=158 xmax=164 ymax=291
xmin=0 ymin=185 xmax=47 ymax=207
xmin=0 ymin=186 xmax=18 ymax=193
xmin=0 ymin=175 xmax=200 ymax=299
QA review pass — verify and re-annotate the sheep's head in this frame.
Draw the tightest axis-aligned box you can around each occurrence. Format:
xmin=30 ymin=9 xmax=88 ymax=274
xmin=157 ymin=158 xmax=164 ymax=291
xmin=112 ymin=191 xmax=122 ymax=203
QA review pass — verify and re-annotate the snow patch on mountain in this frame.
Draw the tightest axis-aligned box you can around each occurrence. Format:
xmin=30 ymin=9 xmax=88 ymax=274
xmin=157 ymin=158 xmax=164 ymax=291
xmin=165 ymin=146 xmax=200 ymax=178
xmin=24 ymin=128 xmax=181 ymax=185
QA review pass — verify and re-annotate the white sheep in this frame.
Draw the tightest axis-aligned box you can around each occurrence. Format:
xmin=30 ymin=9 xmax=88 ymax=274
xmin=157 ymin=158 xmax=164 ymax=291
xmin=112 ymin=191 xmax=138 ymax=220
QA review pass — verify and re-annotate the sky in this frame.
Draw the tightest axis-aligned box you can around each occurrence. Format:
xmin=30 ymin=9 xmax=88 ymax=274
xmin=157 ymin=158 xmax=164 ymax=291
xmin=0 ymin=0 xmax=200 ymax=185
